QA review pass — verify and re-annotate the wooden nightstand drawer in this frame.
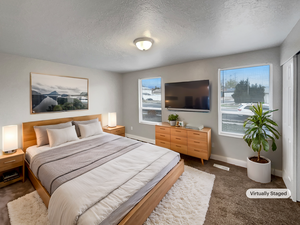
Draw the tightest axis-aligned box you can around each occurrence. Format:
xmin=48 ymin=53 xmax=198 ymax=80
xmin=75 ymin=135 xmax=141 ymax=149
xmin=187 ymin=130 xmax=207 ymax=140
xmin=155 ymin=126 xmax=170 ymax=135
xmin=171 ymin=129 xmax=187 ymax=138
xmin=0 ymin=155 xmax=23 ymax=170
xmin=111 ymin=128 xmax=125 ymax=135
xmin=103 ymin=126 xmax=125 ymax=137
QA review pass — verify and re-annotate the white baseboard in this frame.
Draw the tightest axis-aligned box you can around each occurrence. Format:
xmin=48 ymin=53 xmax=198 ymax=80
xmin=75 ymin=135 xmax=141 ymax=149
xmin=210 ymin=154 xmax=247 ymax=168
xmin=211 ymin=154 xmax=282 ymax=177
xmin=125 ymin=133 xmax=155 ymax=144
xmin=125 ymin=134 xmax=282 ymax=177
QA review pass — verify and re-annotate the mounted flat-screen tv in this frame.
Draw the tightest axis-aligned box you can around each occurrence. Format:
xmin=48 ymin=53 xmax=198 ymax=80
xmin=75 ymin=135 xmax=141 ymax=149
xmin=165 ymin=80 xmax=210 ymax=112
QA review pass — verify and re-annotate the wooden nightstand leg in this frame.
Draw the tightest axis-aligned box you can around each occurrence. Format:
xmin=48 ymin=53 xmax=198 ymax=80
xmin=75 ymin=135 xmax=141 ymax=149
xmin=201 ymin=158 xmax=204 ymax=165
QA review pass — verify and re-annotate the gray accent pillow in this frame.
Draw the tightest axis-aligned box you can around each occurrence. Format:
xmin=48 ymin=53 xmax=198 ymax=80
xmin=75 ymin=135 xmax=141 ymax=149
xmin=34 ymin=121 xmax=72 ymax=147
xmin=72 ymin=118 xmax=99 ymax=137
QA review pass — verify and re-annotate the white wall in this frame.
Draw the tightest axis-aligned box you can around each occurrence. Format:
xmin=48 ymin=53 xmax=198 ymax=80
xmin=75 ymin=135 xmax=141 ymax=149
xmin=0 ymin=52 xmax=123 ymax=149
xmin=122 ymin=47 xmax=283 ymax=170
xmin=280 ymin=19 xmax=300 ymax=65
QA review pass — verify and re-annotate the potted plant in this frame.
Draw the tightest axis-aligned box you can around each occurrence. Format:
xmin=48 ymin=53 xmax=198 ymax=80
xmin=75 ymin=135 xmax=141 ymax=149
xmin=168 ymin=114 xmax=178 ymax=126
xmin=243 ymin=102 xmax=280 ymax=183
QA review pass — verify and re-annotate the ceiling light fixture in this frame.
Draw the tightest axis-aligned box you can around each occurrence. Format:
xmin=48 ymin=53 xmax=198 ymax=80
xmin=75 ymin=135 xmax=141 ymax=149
xmin=133 ymin=37 xmax=154 ymax=51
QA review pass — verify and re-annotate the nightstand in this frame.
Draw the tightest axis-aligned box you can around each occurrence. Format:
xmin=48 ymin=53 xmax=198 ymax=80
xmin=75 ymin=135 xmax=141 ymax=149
xmin=0 ymin=149 xmax=25 ymax=188
xmin=103 ymin=125 xmax=125 ymax=137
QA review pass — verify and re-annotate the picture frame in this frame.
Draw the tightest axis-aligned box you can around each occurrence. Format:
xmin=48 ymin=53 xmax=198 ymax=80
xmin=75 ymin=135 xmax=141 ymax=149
xmin=178 ymin=121 xmax=184 ymax=127
xmin=30 ymin=73 xmax=89 ymax=114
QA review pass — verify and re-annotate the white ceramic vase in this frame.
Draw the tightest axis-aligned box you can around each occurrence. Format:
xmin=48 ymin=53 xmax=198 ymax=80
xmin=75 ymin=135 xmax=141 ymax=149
xmin=169 ymin=121 xmax=176 ymax=126
xmin=247 ymin=156 xmax=271 ymax=183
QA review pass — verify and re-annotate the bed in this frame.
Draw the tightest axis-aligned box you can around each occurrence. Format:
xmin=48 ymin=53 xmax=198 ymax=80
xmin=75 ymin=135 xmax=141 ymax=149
xmin=22 ymin=114 xmax=184 ymax=225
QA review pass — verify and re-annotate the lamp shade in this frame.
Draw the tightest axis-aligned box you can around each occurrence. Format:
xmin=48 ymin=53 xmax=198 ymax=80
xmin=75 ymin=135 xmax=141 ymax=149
xmin=2 ymin=125 xmax=18 ymax=151
xmin=108 ymin=112 xmax=117 ymax=127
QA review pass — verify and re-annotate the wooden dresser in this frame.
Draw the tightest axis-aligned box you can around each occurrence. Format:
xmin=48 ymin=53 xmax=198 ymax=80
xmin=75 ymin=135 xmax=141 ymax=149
xmin=155 ymin=123 xmax=211 ymax=164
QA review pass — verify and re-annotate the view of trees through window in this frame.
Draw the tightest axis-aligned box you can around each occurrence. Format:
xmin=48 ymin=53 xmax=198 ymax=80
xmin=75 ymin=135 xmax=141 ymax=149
xmin=219 ymin=65 xmax=270 ymax=135
xmin=140 ymin=78 xmax=162 ymax=123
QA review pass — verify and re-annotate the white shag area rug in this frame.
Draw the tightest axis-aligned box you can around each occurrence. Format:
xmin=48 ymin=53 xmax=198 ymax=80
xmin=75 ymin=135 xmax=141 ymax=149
xmin=7 ymin=165 xmax=215 ymax=225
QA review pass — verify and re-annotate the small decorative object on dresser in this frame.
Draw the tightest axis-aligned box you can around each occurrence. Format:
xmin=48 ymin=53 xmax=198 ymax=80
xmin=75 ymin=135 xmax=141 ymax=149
xmin=178 ymin=121 xmax=184 ymax=127
xmin=0 ymin=149 xmax=25 ymax=188
xmin=168 ymin=114 xmax=178 ymax=126
xmin=155 ymin=122 xmax=211 ymax=165
xmin=103 ymin=125 xmax=125 ymax=137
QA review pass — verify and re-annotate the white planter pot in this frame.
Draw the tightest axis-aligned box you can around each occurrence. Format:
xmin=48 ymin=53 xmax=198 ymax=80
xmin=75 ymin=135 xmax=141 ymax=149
xmin=169 ymin=121 xmax=176 ymax=126
xmin=247 ymin=156 xmax=271 ymax=183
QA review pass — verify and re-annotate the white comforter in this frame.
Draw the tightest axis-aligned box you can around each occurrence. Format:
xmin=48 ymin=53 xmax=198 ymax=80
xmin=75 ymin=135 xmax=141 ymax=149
xmin=47 ymin=141 xmax=179 ymax=225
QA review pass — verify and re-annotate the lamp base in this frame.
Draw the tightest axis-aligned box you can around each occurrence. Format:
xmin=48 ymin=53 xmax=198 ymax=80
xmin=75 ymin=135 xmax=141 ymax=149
xmin=2 ymin=149 xmax=17 ymax=154
xmin=108 ymin=126 xmax=117 ymax=128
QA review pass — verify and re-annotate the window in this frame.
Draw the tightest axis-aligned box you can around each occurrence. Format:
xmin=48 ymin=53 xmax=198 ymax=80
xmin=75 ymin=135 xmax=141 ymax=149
xmin=218 ymin=65 xmax=272 ymax=138
xmin=139 ymin=78 xmax=162 ymax=124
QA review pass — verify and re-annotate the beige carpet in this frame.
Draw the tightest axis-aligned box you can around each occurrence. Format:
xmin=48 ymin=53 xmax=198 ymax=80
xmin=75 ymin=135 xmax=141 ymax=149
xmin=7 ymin=166 xmax=215 ymax=225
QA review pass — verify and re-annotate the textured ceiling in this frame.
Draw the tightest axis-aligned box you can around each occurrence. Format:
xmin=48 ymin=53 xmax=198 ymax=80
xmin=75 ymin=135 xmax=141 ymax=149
xmin=0 ymin=0 xmax=300 ymax=73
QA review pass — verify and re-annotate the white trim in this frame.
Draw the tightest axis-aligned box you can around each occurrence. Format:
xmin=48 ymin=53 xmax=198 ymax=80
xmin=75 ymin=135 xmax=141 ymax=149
xmin=210 ymin=154 xmax=247 ymax=167
xmin=125 ymin=133 xmax=155 ymax=144
xmin=218 ymin=63 xmax=273 ymax=138
xmin=210 ymin=154 xmax=282 ymax=177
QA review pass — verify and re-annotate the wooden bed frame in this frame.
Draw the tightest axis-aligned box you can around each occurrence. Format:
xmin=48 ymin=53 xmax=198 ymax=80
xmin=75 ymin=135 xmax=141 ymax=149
xmin=22 ymin=114 xmax=184 ymax=225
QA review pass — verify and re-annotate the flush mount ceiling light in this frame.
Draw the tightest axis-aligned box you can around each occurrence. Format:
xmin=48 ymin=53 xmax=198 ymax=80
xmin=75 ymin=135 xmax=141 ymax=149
xmin=133 ymin=37 xmax=154 ymax=51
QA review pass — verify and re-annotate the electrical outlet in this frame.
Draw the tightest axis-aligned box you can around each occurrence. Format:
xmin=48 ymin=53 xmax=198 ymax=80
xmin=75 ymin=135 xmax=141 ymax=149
xmin=131 ymin=126 xmax=133 ymax=130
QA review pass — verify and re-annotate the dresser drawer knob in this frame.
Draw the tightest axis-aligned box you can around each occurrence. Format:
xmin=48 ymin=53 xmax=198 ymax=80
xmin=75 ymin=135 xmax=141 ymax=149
xmin=194 ymin=141 xmax=200 ymax=144
xmin=194 ymin=149 xmax=200 ymax=152
xmin=161 ymin=142 xmax=165 ymax=144
xmin=176 ymin=138 xmax=180 ymax=140
xmin=4 ymin=160 xmax=16 ymax=164
xmin=176 ymin=145 xmax=181 ymax=147
xmin=193 ymin=133 xmax=199 ymax=135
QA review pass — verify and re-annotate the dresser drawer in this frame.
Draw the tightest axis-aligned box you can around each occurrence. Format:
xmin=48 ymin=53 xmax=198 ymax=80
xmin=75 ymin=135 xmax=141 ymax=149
xmin=155 ymin=126 xmax=170 ymax=135
xmin=171 ymin=143 xmax=187 ymax=154
xmin=171 ymin=129 xmax=187 ymax=138
xmin=156 ymin=140 xmax=171 ymax=149
xmin=187 ymin=147 xmax=209 ymax=160
xmin=188 ymin=139 xmax=208 ymax=150
xmin=187 ymin=130 xmax=207 ymax=140
xmin=0 ymin=155 xmax=23 ymax=171
xmin=155 ymin=133 xmax=170 ymax=142
xmin=171 ymin=136 xmax=187 ymax=145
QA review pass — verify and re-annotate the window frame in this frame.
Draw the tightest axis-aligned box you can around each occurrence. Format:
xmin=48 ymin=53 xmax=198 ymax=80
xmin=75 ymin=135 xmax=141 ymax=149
xmin=138 ymin=77 xmax=162 ymax=125
xmin=218 ymin=63 xmax=273 ymax=138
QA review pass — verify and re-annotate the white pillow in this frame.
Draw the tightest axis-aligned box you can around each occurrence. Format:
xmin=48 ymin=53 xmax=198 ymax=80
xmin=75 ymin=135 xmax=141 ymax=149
xmin=78 ymin=122 xmax=103 ymax=138
xmin=47 ymin=126 xmax=79 ymax=147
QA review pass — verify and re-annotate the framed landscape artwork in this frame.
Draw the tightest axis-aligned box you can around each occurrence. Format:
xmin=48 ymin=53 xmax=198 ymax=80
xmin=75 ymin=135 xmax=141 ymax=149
xmin=30 ymin=73 xmax=89 ymax=114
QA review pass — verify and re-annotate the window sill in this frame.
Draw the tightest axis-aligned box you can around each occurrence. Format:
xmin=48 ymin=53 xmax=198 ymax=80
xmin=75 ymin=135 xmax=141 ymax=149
xmin=219 ymin=132 xmax=244 ymax=139
xmin=139 ymin=121 xmax=162 ymax=126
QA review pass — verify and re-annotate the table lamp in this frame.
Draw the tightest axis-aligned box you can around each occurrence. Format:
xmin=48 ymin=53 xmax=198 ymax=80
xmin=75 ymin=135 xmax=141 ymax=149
xmin=108 ymin=112 xmax=117 ymax=127
xmin=2 ymin=125 xmax=18 ymax=154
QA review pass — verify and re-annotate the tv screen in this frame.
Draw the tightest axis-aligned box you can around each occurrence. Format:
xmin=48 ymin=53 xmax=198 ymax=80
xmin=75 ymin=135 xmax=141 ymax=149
xmin=165 ymin=80 xmax=210 ymax=111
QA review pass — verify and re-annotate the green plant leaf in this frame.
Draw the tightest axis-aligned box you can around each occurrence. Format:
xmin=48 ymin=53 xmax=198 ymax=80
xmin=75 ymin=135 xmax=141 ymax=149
xmin=272 ymin=141 xmax=277 ymax=151
xmin=261 ymin=138 xmax=269 ymax=152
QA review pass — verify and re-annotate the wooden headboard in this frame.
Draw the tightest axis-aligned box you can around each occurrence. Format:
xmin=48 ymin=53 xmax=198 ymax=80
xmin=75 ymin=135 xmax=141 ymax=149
xmin=22 ymin=114 xmax=102 ymax=152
